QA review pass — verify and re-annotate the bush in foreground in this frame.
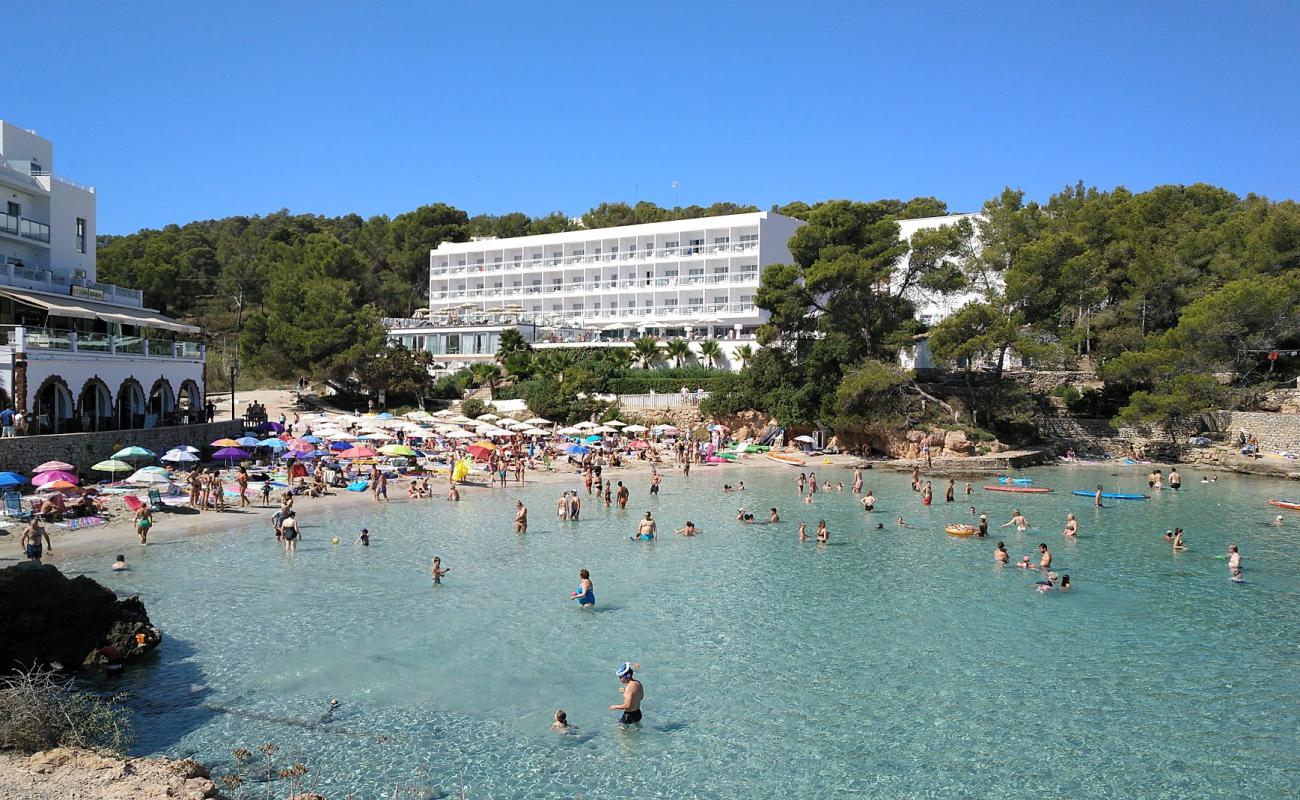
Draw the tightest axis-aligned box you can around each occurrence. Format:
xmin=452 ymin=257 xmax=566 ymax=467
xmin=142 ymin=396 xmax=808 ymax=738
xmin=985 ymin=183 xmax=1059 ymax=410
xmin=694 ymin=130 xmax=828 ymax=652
xmin=0 ymin=665 xmax=131 ymax=754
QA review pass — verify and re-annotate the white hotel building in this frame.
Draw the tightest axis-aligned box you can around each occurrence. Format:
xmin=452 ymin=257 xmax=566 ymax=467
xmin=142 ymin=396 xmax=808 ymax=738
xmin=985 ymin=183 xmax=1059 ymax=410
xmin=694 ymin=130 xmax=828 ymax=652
xmin=0 ymin=121 xmax=206 ymax=433
xmin=386 ymin=209 xmax=983 ymax=374
xmin=389 ymin=211 xmax=804 ymax=372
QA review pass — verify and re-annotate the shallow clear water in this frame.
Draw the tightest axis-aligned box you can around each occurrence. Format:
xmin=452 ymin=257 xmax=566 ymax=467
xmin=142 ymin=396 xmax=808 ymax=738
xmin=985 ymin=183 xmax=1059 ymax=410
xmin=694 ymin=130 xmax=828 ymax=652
xmin=71 ymin=464 xmax=1300 ymax=799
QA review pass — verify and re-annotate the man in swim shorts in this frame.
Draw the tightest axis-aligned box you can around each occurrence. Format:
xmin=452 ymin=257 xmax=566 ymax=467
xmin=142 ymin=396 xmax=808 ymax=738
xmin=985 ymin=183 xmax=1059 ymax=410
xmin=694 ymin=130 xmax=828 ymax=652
xmin=515 ymin=501 xmax=528 ymax=534
xmin=21 ymin=520 xmax=51 ymax=563
xmin=1038 ymin=543 xmax=1052 ymax=570
xmin=610 ymin=662 xmax=643 ymax=724
xmin=636 ymin=511 xmax=657 ymax=540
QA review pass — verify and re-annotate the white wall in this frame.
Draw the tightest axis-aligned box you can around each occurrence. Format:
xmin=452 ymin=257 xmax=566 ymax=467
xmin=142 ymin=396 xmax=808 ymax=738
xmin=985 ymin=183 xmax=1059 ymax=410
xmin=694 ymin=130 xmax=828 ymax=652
xmin=19 ymin=349 xmax=204 ymax=415
xmin=47 ymin=178 xmax=96 ymax=280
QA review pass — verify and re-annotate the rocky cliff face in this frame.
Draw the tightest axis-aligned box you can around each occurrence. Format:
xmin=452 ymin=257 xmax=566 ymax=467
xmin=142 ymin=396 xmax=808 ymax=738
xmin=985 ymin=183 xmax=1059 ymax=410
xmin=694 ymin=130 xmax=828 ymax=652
xmin=0 ymin=563 xmax=160 ymax=674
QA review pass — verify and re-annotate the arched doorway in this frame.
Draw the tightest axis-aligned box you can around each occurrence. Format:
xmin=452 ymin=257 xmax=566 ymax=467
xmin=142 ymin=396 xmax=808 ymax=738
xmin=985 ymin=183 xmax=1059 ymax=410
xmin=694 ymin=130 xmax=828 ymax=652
xmin=77 ymin=378 xmax=113 ymax=432
xmin=178 ymin=380 xmax=202 ymax=424
xmin=148 ymin=378 xmax=175 ymax=427
xmin=116 ymin=378 xmax=146 ymax=430
xmin=32 ymin=376 xmax=75 ymax=434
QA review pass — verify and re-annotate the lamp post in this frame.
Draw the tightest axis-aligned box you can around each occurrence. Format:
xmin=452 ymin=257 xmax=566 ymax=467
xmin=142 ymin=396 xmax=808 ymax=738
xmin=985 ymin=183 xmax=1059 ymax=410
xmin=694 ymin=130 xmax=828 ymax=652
xmin=229 ymin=356 xmax=238 ymax=421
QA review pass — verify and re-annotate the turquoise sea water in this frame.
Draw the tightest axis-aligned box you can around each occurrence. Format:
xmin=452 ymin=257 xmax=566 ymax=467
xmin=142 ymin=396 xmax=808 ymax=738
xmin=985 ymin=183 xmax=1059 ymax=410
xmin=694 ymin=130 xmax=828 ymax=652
xmin=70 ymin=464 xmax=1300 ymax=799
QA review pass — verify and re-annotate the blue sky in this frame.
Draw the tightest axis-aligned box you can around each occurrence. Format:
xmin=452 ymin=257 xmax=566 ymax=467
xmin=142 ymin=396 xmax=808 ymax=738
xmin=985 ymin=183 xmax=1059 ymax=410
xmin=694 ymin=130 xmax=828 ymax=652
xmin=7 ymin=1 xmax=1298 ymax=234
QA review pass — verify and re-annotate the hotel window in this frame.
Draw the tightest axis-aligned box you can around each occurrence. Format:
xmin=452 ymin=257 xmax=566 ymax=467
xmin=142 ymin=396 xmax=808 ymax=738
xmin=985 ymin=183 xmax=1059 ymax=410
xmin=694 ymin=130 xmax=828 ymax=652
xmin=75 ymin=218 xmax=86 ymax=253
xmin=6 ymin=202 xmax=18 ymax=217
xmin=572 ymin=303 xmax=584 ymax=310
xmin=664 ymin=299 xmax=677 ymax=307
xmin=714 ymin=296 xmax=727 ymax=304
xmin=713 ymin=266 xmax=728 ymax=273
xmin=664 ymin=269 xmax=678 ymax=277
xmin=688 ymin=238 xmax=703 ymax=254
xmin=689 ymin=267 xmax=704 ymax=275
xmin=688 ymin=297 xmax=703 ymax=306
xmin=552 ymin=304 xmax=562 ymax=311
xmin=626 ymin=300 xmax=636 ymax=307
xmin=494 ymin=256 xmax=502 ymax=263
xmin=713 ymin=236 xmax=729 ymax=244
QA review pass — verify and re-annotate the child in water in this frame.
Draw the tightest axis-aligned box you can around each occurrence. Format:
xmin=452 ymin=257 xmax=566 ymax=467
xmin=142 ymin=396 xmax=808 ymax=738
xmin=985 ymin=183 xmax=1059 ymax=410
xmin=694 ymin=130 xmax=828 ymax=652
xmin=552 ymin=709 xmax=577 ymax=733
xmin=431 ymin=556 xmax=450 ymax=585
xmin=355 ymin=528 xmax=370 ymax=546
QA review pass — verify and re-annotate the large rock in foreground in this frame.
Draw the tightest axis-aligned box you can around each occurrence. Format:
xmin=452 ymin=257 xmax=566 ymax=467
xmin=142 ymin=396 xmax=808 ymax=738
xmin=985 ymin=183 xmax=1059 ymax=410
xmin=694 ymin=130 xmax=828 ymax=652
xmin=0 ymin=563 xmax=160 ymax=673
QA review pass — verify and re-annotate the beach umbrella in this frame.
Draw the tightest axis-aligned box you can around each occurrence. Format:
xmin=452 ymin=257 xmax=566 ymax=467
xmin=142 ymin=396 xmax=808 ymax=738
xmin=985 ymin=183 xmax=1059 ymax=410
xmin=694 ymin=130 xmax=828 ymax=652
xmin=258 ymin=437 xmax=288 ymax=449
xmin=31 ymin=470 xmax=79 ymax=486
xmin=324 ymin=431 xmax=358 ymax=441
xmin=33 ymin=460 xmax=76 ymax=473
xmin=113 ymin=446 xmax=156 ymax=460
xmin=584 ymin=434 xmax=603 ymax=443
xmin=210 ymin=438 xmax=241 ymax=447
xmin=653 ymin=424 xmax=678 ymax=433
xmin=445 ymin=430 xmax=475 ymax=439
xmin=574 ymin=421 xmax=596 ymax=429
xmin=470 ymin=440 xmax=497 ymax=450
xmin=793 ymin=435 xmax=816 ymax=444
xmin=558 ymin=426 xmax=581 ymax=435
xmin=36 ymin=480 xmax=79 ymax=493
xmin=522 ymin=428 xmax=548 ymax=436
xmin=298 ymin=435 xmax=323 ymax=444
xmin=379 ymin=444 xmax=416 ymax=457
xmin=211 ymin=447 xmax=250 ymax=463
xmin=0 ymin=471 xmax=27 ymax=488
xmin=281 ymin=450 xmax=314 ymax=460
xmin=476 ymin=413 xmax=499 ymax=421
xmin=622 ymin=424 xmax=648 ymax=433
xmin=234 ymin=435 xmax=262 ymax=447
xmin=565 ymin=444 xmax=590 ymax=455
xmin=338 ymin=446 xmax=377 ymax=459
xmin=126 ymin=469 xmax=174 ymax=485
xmin=138 ymin=466 xmax=170 ymax=474
xmin=628 ymin=439 xmax=649 ymax=449
xmin=329 ymin=441 xmax=352 ymax=451
xmin=524 ymin=417 xmax=551 ymax=425
xmin=161 ymin=450 xmax=199 ymax=463
xmin=466 ymin=444 xmax=495 ymax=461
xmin=375 ymin=412 xmax=395 ymax=420
xmin=92 ymin=459 xmax=133 ymax=473
xmin=360 ymin=432 xmax=392 ymax=441
xmin=254 ymin=421 xmax=284 ymax=434
xmin=169 ymin=445 xmax=201 ymax=454
xmin=604 ymin=420 xmax=626 ymax=428
xmin=406 ymin=410 xmax=432 ymax=420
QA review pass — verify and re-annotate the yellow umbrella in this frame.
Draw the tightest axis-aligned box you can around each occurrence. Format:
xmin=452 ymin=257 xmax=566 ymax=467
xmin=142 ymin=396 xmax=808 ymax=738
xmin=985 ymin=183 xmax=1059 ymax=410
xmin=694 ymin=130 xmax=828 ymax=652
xmin=210 ymin=438 xmax=241 ymax=447
xmin=379 ymin=444 xmax=416 ymax=457
xmin=470 ymin=440 xmax=497 ymax=450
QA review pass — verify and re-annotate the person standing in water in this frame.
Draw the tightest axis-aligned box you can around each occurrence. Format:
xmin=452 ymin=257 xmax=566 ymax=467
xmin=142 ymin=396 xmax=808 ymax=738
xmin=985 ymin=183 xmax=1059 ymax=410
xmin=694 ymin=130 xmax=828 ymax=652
xmin=921 ymin=481 xmax=932 ymax=506
xmin=514 ymin=501 xmax=528 ymax=534
xmin=1169 ymin=468 xmax=1181 ymax=490
xmin=1227 ymin=544 xmax=1243 ymax=581
xmin=816 ymin=520 xmax=828 ymax=543
xmin=995 ymin=541 xmax=1009 ymax=564
xmin=797 ymin=473 xmax=807 ymax=495
xmin=945 ymin=479 xmax=955 ymax=503
xmin=557 ymin=491 xmax=570 ymax=521
xmin=1063 ymin=513 xmax=1078 ymax=537
xmin=1002 ymin=510 xmax=1029 ymax=531
xmin=851 ymin=469 xmax=863 ymax=494
xmin=861 ymin=490 xmax=876 ymax=512
xmin=573 ymin=568 xmax=595 ymax=606
xmin=610 ymin=663 xmax=643 ymax=724
xmin=616 ymin=481 xmax=629 ymax=509
xmin=1094 ymin=485 xmax=1105 ymax=508
xmin=1038 ymin=543 xmax=1052 ymax=570
xmin=431 ymin=556 xmax=450 ymax=585
xmin=635 ymin=511 xmax=657 ymax=540
xmin=280 ymin=511 xmax=300 ymax=553
xmin=798 ymin=522 xmax=809 ymax=542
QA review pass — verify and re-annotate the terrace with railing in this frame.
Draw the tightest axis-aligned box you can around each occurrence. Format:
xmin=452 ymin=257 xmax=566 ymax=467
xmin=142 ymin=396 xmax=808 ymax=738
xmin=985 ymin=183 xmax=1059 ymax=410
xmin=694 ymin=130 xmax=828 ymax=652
xmin=3 ymin=326 xmax=204 ymax=360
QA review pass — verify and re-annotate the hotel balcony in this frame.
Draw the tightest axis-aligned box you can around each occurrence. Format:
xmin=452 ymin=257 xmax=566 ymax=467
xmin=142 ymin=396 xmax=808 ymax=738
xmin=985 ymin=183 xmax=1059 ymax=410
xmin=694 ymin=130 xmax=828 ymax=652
xmin=0 ymin=212 xmax=50 ymax=244
xmin=3 ymin=325 xmax=205 ymax=360
xmin=430 ymin=241 xmax=760 ymax=276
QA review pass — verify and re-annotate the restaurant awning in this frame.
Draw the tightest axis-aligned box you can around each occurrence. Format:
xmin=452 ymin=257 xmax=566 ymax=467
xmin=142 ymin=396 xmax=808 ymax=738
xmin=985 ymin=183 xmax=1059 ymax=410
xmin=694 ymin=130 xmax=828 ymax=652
xmin=0 ymin=288 xmax=200 ymax=334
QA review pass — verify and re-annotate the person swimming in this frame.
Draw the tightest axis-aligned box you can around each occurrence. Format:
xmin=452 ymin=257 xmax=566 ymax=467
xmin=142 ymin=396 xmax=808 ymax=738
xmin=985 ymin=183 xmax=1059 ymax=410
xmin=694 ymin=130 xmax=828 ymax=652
xmin=573 ymin=568 xmax=595 ymax=606
xmin=552 ymin=709 xmax=577 ymax=733
xmin=675 ymin=521 xmax=698 ymax=537
xmin=431 ymin=556 xmax=450 ymax=585
xmin=355 ymin=528 xmax=370 ymax=546
xmin=769 ymin=507 xmax=780 ymax=523
xmin=111 ymin=554 xmax=129 ymax=572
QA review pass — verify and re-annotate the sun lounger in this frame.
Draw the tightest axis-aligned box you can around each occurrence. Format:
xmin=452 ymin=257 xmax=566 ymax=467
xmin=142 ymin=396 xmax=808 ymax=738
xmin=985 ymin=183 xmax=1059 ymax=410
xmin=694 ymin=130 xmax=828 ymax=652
xmin=123 ymin=495 xmax=145 ymax=513
xmin=3 ymin=492 xmax=31 ymax=521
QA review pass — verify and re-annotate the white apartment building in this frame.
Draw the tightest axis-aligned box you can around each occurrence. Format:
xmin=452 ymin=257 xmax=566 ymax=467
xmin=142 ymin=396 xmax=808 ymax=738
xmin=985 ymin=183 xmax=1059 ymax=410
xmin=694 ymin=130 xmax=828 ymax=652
xmin=0 ymin=121 xmax=206 ymax=432
xmin=389 ymin=211 xmax=805 ymax=372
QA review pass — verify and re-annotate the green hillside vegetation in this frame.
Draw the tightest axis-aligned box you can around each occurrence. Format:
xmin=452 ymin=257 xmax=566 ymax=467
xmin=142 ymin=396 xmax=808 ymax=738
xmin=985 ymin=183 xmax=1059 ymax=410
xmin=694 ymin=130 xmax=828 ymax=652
xmin=96 ymin=185 xmax=1300 ymax=429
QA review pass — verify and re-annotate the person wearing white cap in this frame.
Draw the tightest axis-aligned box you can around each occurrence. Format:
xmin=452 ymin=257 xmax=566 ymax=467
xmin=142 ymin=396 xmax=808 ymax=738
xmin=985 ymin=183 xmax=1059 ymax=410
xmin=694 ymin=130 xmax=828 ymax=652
xmin=610 ymin=662 xmax=643 ymax=724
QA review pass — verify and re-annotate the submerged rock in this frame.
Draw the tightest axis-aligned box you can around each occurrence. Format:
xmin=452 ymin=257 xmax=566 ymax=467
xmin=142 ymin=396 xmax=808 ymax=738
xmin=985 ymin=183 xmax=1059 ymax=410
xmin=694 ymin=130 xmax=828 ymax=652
xmin=0 ymin=563 xmax=161 ymax=674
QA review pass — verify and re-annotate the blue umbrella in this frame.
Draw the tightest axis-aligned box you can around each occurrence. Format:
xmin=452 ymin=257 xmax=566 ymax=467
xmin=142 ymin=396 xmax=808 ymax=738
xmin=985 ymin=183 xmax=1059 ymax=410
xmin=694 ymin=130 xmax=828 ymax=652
xmin=329 ymin=441 xmax=352 ymax=451
xmin=299 ymin=435 xmax=323 ymax=444
xmin=565 ymin=444 xmax=590 ymax=455
xmin=258 ymin=438 xmax=288 ymax=449
xmin=584 ymin=434 xmax=602 ymax=443
xmin=0 ymin=471 xmax=27 ymax=488
xmin=235 ymin=435 xmax=261 ymax=447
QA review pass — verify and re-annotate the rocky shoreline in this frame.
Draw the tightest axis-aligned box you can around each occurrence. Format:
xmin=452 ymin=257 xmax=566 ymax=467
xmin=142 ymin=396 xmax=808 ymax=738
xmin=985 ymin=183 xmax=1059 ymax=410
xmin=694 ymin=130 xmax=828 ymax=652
xmin=0 ymin=747 xmax=223 ymax=800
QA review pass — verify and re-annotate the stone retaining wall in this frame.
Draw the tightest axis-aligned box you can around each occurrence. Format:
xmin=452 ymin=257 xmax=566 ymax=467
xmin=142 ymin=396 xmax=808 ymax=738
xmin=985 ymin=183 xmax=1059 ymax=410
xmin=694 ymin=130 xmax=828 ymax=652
xmin=1216 ymin=411 xmax=1300 ymax=453
xmin=0 ymin=420 xmax=245 ymax=475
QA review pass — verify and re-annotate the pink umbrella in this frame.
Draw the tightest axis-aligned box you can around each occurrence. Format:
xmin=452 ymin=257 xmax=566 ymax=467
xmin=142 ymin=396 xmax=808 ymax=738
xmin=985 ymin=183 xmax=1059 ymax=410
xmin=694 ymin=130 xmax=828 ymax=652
xmin=34 ymin=460 xmax=75 ymax=473
xmin=338 ymin=446 xmax=377 ymax=459
xmin=32 ymin=470 xmax=79 ymax=486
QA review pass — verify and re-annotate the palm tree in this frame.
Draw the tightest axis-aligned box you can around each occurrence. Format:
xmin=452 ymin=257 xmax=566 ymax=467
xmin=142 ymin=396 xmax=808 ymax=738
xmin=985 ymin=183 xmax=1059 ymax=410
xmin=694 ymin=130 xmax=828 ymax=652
xmin=697 ymin=339 xmax=723 ymax=368
xmin=535 ymin=351 xmax=575 ymax=381
xmin=500 ymin=350 xmax=534 ymax=381
xmin=664 ymin=338 xmax=692 ymax=368
xmin=604 ymin=347 xmax=634 ymax=371
xmin=495 ymin=328 xmax=531 ymax=363
xmin=468 ymin=362 xmax=500 ymax=395
xmin=632 ymin=336 xmax=662 ymax=369
xmin=733 ymin=343 xmax=755 ymax=368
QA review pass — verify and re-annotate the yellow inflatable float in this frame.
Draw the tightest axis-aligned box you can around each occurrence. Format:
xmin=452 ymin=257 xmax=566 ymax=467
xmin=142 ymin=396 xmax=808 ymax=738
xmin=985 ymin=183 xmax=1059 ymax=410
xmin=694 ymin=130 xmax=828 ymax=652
xmin=451 ymin=459 xmax=471 ymax=482
xmin=945 ymin=524 xmax=979 ymax=537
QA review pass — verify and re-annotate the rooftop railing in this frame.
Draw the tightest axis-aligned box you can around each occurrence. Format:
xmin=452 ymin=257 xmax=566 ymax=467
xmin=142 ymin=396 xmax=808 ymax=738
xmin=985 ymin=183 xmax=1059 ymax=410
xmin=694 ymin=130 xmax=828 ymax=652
xmin=2 ymin=326 xmax=205 ymax=359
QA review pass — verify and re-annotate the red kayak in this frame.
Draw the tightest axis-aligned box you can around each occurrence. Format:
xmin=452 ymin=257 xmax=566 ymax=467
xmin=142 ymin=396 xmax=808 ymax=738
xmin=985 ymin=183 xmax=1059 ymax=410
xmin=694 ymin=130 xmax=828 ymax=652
xmin=983 ymin=485 xmax=1054 ymax=494
xmin=1268 ymin=499 xmax=1300 ymax=511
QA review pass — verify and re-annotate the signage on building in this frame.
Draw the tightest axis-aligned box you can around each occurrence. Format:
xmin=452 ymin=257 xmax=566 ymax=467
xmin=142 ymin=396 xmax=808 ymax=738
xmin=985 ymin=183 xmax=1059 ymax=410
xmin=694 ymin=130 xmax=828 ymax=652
xmin=70 ymin=285 xmax=105 ymax=300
